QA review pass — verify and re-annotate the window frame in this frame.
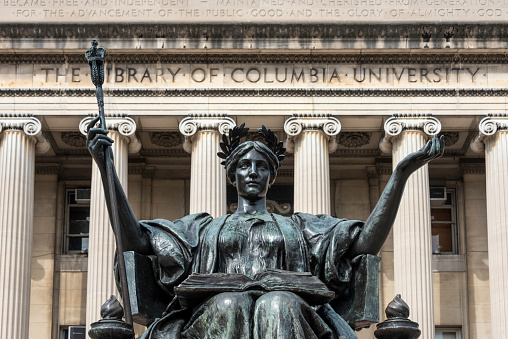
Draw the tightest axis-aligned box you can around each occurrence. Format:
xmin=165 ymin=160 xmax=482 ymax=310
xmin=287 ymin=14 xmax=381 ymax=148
xmin=63 ymin=187 xmax=91 ymax=255
xmin=431 ymin=188 xmax=458 ymax=255
xmin=435 ymin=327 xmax=461 ymax=339
xmin=60 ymin=325 xmax=87 ymax=339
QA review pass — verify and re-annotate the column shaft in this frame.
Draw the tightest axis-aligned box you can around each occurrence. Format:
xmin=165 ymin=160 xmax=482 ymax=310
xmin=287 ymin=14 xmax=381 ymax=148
xmin=189 ymin=130 xmax=226 ymax=217
xmin=86 ymin=131 xmax=129 ymax=329
xmin=0 ymin=131 xmax=36 ymax=339
xmin=484 ymin=131 xmax=508 ymax=337
xmin=392 ymin=131 xmax=434 ymax=339
xmin=293 ymin=130 xmax=331 ymax=214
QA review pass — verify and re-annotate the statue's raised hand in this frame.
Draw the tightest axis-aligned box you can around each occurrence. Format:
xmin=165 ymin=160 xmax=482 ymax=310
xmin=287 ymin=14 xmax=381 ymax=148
xmin=86 ymin=115 xmax=114 ymax=172
xmin=396 ymin=135 xmax=445 ymax=176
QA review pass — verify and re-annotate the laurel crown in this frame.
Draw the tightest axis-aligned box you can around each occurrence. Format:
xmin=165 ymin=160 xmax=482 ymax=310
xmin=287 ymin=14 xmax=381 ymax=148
xmin=217 ymin=123 xmax=286 ymax=168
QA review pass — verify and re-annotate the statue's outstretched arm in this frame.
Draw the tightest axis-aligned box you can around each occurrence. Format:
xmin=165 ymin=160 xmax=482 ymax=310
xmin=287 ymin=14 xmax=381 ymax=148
xmin=348 ymin=135 xmax=445 ymax=257
xmin=87 ymin=118 xmax=152 ymax=254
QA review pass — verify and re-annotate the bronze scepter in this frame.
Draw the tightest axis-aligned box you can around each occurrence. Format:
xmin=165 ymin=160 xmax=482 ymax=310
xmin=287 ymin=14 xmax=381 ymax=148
xmin=85 ymin=40 xmax=133 ymax=326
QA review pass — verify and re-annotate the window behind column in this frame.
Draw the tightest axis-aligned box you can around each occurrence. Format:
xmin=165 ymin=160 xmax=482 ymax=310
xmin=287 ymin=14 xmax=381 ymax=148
xmin=435 ymin=328 xmax=461 ymax=338
xmin=64 ymin=188 xmax=91 ymax=254
xmin=61 ymin=326 xmax=86 ymax=339
xmin=431 ymin=188 xmax=458 ymax=255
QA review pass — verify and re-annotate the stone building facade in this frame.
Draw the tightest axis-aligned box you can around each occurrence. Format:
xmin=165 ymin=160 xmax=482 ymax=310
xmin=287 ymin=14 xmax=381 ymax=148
xmin=1 ymin=3 xmax=508 ymax=339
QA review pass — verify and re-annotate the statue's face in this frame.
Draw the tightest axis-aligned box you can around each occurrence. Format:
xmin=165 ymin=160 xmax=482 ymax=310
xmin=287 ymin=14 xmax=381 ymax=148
xmin=234 ymin=149 xmax=271 ymax=200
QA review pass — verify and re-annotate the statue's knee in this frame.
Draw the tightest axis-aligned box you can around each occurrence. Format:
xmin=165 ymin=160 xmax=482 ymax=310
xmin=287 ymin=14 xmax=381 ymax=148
xmin=213 ymin=292 xmax=251 ymax=312
xmin=255 ymin=291 xmax=298 ymax=315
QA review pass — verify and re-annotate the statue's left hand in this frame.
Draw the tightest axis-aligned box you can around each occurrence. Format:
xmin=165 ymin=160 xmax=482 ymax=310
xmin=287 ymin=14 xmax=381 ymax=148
xmin=397 ymin=135 xmax=445 ymax=175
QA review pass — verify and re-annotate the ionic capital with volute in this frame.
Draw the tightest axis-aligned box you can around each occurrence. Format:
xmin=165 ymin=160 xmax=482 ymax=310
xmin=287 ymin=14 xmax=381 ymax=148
xmin=283 ymin=114 xmax=341 ymax=153
xmin=79 ymin=115 xmax=141 ymax=153
xmin=0 ymin=114 xmax=51 ymax=153
xmin=470 ymin=114 xmax=508 ymax=153
xmin=379 ymin=114 xmax=441 ymax=153
xmin=179 ymin=115 xmax=236 ymax=153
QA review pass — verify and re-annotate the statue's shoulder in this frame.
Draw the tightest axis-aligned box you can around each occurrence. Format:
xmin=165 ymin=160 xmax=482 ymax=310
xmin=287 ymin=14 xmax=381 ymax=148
xmin=270 ymin=212 xmax=334 ymax=223
xmin=141 ymin=213 xmax=216 ymax=231
xmin=270 ymin=213 xmax=295 ymax=222
xmin=289 ymin=212 xmax=339 ymax=222
xmin=281 ymin=213 xmax=356 ymax=233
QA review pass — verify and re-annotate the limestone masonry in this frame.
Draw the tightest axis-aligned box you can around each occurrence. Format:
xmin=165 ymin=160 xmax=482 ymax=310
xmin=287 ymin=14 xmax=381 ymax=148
xmin=2 ymin=0 xmax=506 ymax=23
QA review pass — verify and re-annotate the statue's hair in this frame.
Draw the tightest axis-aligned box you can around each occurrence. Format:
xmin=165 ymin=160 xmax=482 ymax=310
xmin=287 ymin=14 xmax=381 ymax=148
xmin=226 ymin=141 xmax=279 ymax=186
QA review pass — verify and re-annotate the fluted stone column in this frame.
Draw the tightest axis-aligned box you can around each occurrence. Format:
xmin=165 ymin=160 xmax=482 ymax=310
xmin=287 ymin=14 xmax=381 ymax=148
xmin=284 ymin=115 xmax=341 ymax=215
xmin=379 ymin=114 xmax=441 ymax=339
xmin=470 ymin=115 xmax=508 ymax=337
xmin=0 ymin=115 xmax=50 ymax=339
xmin=79 ymin=116 xmax=141 ymax=330
xmin=179 ymin=115 xmax=235 ymax=218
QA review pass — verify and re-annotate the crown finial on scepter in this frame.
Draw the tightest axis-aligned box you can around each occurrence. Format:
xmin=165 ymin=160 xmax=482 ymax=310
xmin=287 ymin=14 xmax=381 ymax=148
xmin=85 ymin=40 xmax=107 ymax=87
xmin=85 ymin=40 xmax=107 ymax=127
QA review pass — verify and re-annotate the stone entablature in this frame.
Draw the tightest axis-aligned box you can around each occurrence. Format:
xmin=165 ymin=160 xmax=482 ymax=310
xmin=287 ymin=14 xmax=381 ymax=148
xmin=3 ymin=23 xmax=508 ymax=50
xmin=0 ymin=61 xmax=497 ymax=89
xmin=2 ymin=53 xmax=508 ymax=65
xmin=0 ymin=23 xmax=507 ymax=40
xmin=2 ymin=0 xmax=508 ymax=24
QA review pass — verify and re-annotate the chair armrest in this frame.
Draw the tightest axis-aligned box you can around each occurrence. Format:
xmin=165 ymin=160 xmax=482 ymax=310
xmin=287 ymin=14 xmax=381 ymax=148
xmin=332 ymin=254 xmax=381 ymax=330
xmin=123 ymin=251 xmax=172 ymax=326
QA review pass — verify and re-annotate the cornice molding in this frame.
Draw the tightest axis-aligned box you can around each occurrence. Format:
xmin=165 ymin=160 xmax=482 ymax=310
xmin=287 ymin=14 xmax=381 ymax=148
xmin=128 ymin=166 xmax=157 ymax=179
xmin=459 ymin=162 xmax=485 ymax=175
xmin=139 ymin=149 xmax=189 ymax=157
xmin=331 ymin=149 xmax=382 ymax=158
xmin=375 ymin=163 xmax=393 ymax=175
xmin=2 ymin=23 xmax=508 ymax=41
xmin=35 ymin=164 xmax=62 ymax=175
xmin=3 ymin=88 xmax=507 ymax=98
xmin=277 ymin=169 xmax=294 ymax=177
xmin=1 ymin=53 xmax=508 ymax=64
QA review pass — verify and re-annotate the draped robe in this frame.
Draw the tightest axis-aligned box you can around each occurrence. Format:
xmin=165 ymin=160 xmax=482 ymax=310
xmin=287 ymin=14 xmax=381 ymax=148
xmin=134 ymin=212 xmax=364 ymax=339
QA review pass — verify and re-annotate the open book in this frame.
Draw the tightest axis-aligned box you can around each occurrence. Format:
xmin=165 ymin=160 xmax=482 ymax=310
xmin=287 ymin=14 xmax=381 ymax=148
xmin=174 ymin=268 xmax=335 ymax=308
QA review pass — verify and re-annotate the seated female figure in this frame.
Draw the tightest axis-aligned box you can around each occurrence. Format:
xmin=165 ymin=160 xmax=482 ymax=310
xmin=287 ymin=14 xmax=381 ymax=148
xmin=87 ymin=122 xmax=444 ymax=339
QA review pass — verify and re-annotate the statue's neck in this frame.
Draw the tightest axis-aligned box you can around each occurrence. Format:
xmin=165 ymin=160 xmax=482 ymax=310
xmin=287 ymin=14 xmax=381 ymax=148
xmin=234 ymin=195 xmax=269 ymax=216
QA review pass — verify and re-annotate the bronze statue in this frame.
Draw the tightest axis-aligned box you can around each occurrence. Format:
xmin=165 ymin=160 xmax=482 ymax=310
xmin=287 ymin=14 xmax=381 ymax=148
xmin=87 ymin=115 xmax=444 ymax=338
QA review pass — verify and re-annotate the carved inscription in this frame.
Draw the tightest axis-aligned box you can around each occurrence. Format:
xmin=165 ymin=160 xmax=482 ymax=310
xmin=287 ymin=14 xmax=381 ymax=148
xmin=0 ymin=63 xmax=500 ymax=89
xmin=2 ymin=0 xmax=508 ymax=22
